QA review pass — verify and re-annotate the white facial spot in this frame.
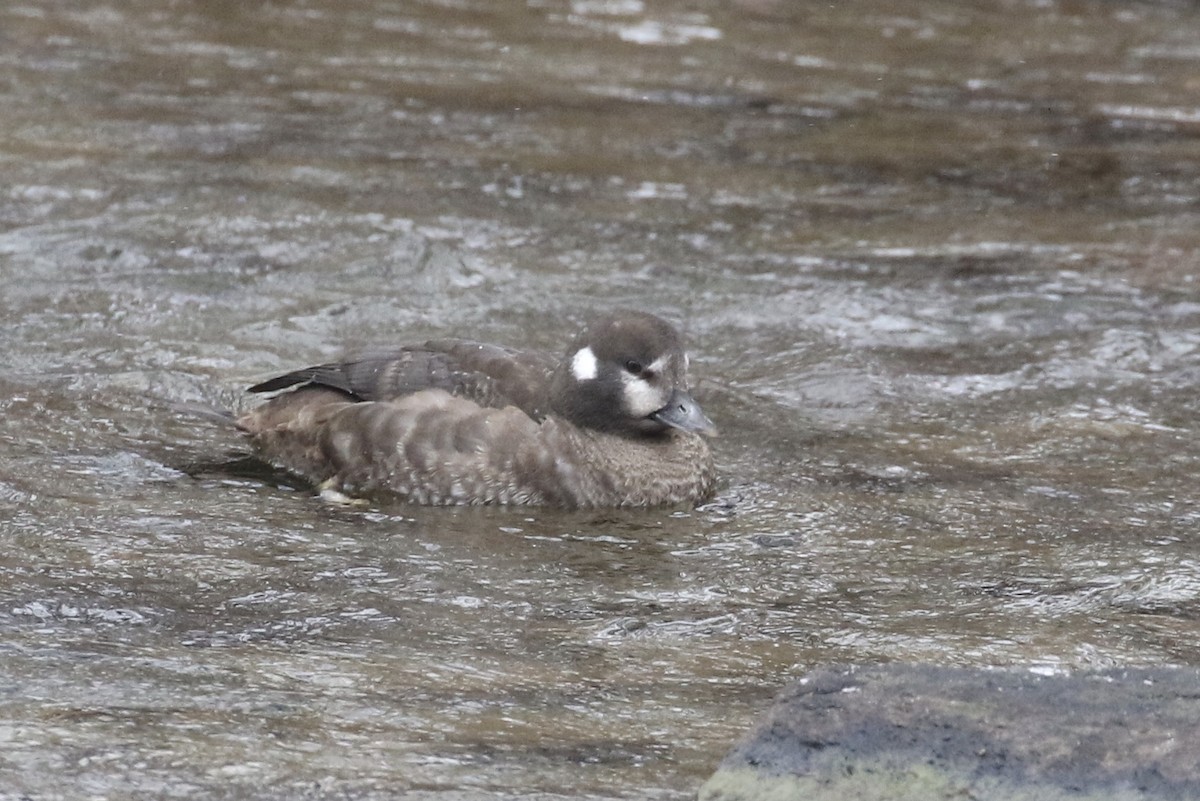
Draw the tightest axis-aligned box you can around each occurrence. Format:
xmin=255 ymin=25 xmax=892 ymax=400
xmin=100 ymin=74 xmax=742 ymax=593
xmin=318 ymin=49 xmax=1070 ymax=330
xmin=571 ymin=346 xmax=598 ymax=381
xmin=621 ymin=371 xmax=666 ymax=417
xmin=643 ymin=354 xmax=668 ymax=377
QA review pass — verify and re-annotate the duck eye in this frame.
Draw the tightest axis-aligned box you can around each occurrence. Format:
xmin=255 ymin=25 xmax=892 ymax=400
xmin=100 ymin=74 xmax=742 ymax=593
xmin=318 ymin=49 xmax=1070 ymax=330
xmin=624 ymin=360 xmax=643 ymax=375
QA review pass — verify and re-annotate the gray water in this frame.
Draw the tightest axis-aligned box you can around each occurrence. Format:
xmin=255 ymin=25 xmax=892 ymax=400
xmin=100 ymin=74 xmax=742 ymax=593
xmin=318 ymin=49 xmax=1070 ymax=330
xmin=2 ymin=1 xmax=1200 ymax=798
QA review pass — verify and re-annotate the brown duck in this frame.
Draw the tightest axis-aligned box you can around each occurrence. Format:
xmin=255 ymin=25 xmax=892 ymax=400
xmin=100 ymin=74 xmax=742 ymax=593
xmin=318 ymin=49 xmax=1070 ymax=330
xmin=238 ymin=311 xmax=717 ymax=508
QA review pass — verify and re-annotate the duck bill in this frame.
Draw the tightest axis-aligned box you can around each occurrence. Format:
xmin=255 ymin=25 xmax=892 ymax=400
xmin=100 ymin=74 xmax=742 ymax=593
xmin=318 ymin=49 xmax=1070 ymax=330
xmin=650 ymin=389 xmax=718 ymax=436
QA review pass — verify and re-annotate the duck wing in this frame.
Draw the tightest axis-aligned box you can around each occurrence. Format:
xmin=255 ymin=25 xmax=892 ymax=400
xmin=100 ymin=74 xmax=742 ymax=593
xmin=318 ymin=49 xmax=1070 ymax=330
xmin=247 ymin=339 xmax=558 ymax=421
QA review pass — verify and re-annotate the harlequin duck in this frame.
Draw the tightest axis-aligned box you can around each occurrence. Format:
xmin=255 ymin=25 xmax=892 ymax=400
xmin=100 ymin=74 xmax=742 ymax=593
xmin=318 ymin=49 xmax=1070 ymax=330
xmin=238 ymin=311 xmax=717 ymax=508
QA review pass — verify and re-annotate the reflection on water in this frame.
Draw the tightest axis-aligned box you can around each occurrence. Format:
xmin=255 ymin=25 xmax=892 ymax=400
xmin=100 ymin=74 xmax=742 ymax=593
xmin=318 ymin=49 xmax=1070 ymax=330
xmin=3 ymin=0 xmax=1200 ymax=798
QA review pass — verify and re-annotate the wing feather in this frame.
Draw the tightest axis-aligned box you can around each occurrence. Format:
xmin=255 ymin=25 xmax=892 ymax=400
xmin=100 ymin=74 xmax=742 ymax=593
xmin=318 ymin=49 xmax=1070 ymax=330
xmin=247 ymin=339 xmax=557 ymax=419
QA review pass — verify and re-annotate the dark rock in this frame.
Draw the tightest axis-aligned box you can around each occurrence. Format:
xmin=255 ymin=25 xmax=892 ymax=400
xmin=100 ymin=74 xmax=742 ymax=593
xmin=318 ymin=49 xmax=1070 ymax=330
xmin=700 ymin=664 xmax=1200 ymax=801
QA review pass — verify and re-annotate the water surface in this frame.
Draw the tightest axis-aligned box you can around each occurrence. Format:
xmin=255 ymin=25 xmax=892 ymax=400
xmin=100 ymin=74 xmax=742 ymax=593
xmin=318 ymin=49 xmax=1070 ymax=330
xmin=2 ymin=1 xmax=1200 ymax=798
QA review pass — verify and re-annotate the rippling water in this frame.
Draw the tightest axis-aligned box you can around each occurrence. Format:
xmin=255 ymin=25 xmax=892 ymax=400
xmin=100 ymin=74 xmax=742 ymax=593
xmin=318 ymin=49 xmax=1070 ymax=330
xmin=3 ymin=1 xmax=1200 ymax=798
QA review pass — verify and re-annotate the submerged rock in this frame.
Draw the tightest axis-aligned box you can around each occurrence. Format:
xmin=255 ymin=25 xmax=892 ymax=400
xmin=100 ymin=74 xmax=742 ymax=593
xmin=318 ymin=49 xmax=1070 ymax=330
xmin=700 ymin=664 xmax=1200 ymax=801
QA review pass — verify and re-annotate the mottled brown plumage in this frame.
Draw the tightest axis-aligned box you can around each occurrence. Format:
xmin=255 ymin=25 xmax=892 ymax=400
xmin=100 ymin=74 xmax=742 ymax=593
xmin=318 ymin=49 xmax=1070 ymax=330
xmin=238 ymin=312 xmax=717 ymax=508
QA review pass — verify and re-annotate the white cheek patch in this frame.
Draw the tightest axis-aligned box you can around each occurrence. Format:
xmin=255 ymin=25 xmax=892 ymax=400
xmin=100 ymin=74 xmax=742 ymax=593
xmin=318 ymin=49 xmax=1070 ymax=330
xmin=621 ymin=372 xmax=666 ymax=417
xmin=571 ymin=346 xmax=598 ymax=381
